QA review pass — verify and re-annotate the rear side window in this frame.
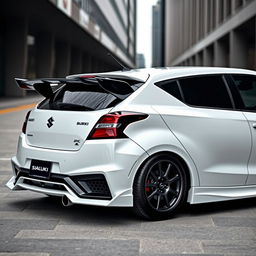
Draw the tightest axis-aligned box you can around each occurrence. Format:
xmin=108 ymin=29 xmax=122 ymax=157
xmin=156 ymin=80 xmax=182 ymax=101
xmin=178 ymin=75 xmax=233 ymax=109
xmin=231 ymin=75 xmax=256 ymax=110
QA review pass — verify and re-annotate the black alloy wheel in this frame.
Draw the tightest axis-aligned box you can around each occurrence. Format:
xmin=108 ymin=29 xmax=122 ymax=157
xmin=133 ymin=154 xmax=188 ymax=220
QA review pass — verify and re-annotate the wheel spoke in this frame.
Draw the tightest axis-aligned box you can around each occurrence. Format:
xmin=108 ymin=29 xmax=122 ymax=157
xmin=164 ymin=163 xmax=171 ymax=178
xmin=150 ymin=171 xmax=158 ymax=181
xmin=147 ymin=190 xmax=158 ymax=200
xmin=158 ymin=162 xmax=163 ymax=178
xmin=167 ymin=174 xmax=180 ymax=185
xmin=164 ymin=194 xmax=169 ymax=207
xmin=156 ymin=194 xmax=161 ymax=210
xmin=169 ymin=188 xmax=179 ymax=197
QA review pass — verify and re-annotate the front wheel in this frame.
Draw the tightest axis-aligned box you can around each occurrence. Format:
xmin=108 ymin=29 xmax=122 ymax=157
xmin=133 ymin=154 xmax=188 ymax=220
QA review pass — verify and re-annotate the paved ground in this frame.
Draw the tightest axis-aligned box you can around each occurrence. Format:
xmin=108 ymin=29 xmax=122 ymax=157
xmin=0 ymin=97 xmax=256 ymax=256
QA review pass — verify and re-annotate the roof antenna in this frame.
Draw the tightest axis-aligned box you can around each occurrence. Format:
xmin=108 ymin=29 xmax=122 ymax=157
xmin=107 ymin=52 xmax=129 ymax=71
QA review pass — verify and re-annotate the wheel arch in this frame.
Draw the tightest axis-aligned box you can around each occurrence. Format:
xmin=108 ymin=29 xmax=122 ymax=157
xmin=130 ymin=146 xmax=200 ymax=191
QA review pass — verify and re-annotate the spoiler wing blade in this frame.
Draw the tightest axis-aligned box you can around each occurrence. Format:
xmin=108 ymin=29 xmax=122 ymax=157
xmin=15 ymin=76 xmax=136 ymax=100
xmin=15 ymin=78 xmax=78 ymax=98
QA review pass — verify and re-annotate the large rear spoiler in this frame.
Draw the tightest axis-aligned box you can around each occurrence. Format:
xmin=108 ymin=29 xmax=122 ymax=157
xmin=15 ymin=76 xmax=135 ymax=99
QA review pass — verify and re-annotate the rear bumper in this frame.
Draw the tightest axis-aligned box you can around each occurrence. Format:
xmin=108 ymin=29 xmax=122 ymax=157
xmin=6 ymin=133 xmax=147 ymax=207
xmin=6 ymin=174 xmax=132 ymax=207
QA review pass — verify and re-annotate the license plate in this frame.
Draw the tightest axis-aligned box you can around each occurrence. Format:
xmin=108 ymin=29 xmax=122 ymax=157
xmin=29 ymin=159 xmax=52 ymax=179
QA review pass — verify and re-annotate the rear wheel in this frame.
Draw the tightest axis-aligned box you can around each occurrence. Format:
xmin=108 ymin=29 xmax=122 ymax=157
xmin=133 ymin=154 xmax=188 ymax=220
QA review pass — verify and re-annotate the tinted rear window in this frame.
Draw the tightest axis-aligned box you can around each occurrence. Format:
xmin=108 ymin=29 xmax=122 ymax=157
xmin=179 ymin=75 xmax=233 ymax=109
xmin=38 ymin=81 xmax=142 ymax=111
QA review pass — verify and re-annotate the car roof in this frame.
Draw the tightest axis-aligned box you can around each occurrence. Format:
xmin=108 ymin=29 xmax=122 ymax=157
xmin=68 ymin=67 xmax=256 ymax=83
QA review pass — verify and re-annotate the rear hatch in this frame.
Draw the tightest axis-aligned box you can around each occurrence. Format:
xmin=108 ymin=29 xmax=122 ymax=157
xmin=24 ymin=76 xmax=144 ymax=151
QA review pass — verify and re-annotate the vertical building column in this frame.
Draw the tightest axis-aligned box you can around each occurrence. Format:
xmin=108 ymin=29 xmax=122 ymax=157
xmin=36 ymin=33 xmax=55 ymax=78
xmin=223 ymin=0 xmax=228 ymax=20
xmin=184 ymin=0 xmax=189 ymax=50
xmin=195 ymin=52 xmax=203 ymax=66
xmin=214 ymin=40 xmax=227 ymax=66
xmin=230 ymin=29 xmax=247 ymax=68
xmin=203 ymin=48 xmax=212 ymax=66
xmin=231 ymin=0 xmax=236 ymax=14
xmin=5 ymin=18 xmax=28 ymax=96
xmin=70 ymin=48 xmax=82 ymax=74
xmin=195 ymin=0 xmax=200 ymax=42
xmin=204 ymin=0 xmax=208 ymax=37
xmin=215 ymin=0 xmax=220 ymax=27
xmin=54 ymin=41 xmax=71 ymax=77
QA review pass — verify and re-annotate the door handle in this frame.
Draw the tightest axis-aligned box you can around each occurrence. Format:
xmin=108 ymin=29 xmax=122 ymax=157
xmin=252 ymin=123 xmax=256 ymax=129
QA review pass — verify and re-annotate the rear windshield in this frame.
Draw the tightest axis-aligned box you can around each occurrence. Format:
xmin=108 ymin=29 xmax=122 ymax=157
xmin=38 ymin=80 xmax=142 ymax=111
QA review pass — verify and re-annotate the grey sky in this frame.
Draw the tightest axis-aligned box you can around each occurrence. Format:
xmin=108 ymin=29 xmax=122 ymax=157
xmin=136 ymin=0 xmax=158 ymax=67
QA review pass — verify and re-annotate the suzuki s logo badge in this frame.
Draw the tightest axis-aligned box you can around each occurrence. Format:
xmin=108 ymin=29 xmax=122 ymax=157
xmin=47 ymin=117 xmax=54 ymax=128
xmin=74 ymin=139 xmax=80 ymax=146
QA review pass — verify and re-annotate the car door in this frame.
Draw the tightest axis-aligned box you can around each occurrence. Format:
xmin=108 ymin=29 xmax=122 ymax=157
xmin=229 ymin=74 xmax=256 ymax=185
xmin=154 ymin=74 xmax=251 ymax=187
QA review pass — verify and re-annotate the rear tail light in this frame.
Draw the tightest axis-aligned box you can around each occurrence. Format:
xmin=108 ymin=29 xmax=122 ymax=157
xmin=88 ymin=112 xmax=148 ymax=139
xmin=22 ymin=110 xmax=31 ymax=134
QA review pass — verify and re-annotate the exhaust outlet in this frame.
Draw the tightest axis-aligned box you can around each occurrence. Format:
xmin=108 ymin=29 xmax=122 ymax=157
xmin=61 ymin=195 xmax=73 ymax=207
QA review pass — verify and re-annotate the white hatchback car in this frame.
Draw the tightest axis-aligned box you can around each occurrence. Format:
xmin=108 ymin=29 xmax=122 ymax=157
xmin=7 ymin=67 xmax=256 ymax=219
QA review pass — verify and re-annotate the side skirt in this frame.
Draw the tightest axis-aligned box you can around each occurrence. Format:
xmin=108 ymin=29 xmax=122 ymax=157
xmin=188 ymin=185 xmax=256 ymax=204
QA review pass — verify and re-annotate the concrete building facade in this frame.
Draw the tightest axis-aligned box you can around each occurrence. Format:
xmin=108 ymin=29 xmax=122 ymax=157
xmin=0 ymin=0 xmax=136 ymax=97
xmin=164 ymin=0 xmax=256 ymax=71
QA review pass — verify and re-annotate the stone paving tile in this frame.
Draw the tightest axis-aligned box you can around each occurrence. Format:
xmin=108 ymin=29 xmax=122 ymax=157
xmin=15 ymin=226 xmax=256 ymax=241
xmin=0 ymin=152 xmax=15 ymax=158
xmin=140 ymin=254 xmax=223 ymax=256
xmin=0 ymin=162 xmax=12 ymax=171
xmin=212 ymin=217 xmax=256 ymax=227
xmin=0 ymin=219 xmax=58 ymax=242
xmin=0 ymin=239 xmax=140 ymax=256
xmin=0 ymin=198 xmax=29 ymax=211
xmin=139 ymin=239 xmax=202 ymax=254
xmin=0 ymin=176 xmax=10 ymax=185
xmin=139 ymin=225 xmax=256 ymax=240
xmin=0 ymin=210 xmax=60 ymax=220
xmin=0 ymin=188 xmax=11 ymax=195
xmin=141 ymin=215 xmax=214 ymax=228
xmin=3 ymin=189 xmax=42 ymax=198
xmin=202 ymin=240 xmax=256 ymax=256
xmin=0 ymin=253 xmax=49 ymax=256
xmin=0 ymin=171 xmax=12 ymax=176
xmin=0 ymin=193 xmax=9 ymax=199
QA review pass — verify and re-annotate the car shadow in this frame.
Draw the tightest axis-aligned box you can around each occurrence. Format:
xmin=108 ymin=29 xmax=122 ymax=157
xmin=7 ymin=194 xmax=256 ymax=223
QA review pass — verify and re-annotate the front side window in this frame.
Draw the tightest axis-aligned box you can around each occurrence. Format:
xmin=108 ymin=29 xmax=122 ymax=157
xmin=231 ymin=75 xmax=256 ymax=111
xmin=178 ymin=75 xmax=233 ymax=109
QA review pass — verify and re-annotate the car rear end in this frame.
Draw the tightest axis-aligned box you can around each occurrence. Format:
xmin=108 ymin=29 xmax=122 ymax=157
xmin=6 ymin=73 xmax=149 ymax=207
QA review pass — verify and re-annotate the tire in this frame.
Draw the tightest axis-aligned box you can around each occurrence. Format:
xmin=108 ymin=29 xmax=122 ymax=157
xmin=133 ymin=153 xmax=188 ymax=220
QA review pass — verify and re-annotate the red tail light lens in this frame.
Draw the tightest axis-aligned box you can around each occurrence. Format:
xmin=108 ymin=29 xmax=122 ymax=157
xmin=22 ymin=110 xmax=31 ymax=134
xmin=88 ymin=112 xmax=148 ymax=139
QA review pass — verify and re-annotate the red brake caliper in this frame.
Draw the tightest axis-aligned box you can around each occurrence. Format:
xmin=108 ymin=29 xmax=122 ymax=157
xmin=145 ymin=180 xmax=150 ymax=192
